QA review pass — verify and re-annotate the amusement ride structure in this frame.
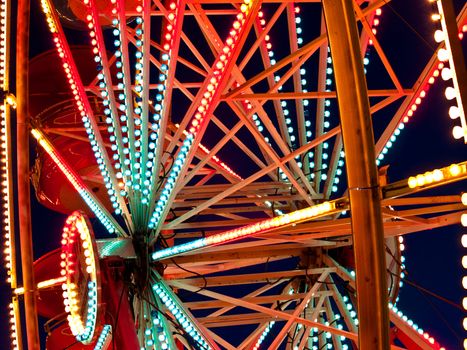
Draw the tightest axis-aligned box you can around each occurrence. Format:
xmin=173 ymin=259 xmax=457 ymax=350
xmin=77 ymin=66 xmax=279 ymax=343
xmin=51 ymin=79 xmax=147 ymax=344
xmin=1 ymin=0 xmax=466 ymax=348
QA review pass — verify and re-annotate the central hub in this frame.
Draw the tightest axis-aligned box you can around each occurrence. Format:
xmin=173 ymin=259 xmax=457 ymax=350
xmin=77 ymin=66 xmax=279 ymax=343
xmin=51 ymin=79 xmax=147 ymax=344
xmin=132 ymin=233 xmax=150 ymax=292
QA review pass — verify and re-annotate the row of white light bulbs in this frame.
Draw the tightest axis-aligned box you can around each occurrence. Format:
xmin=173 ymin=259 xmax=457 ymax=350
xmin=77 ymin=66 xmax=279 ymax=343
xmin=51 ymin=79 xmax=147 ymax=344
xmin=153 ymin=282 xmax=213 ymax=350
xmin=144 ymin=311 xmax=170 ymax=349
xmin=430 ymin=0 xmax=466 ymax=141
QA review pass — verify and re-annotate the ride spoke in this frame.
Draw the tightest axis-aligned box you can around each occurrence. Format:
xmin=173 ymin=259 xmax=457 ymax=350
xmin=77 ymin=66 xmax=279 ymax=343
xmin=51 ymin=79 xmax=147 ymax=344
xmin=31 ymin=128 xmax=126 ymax=235
xmin=146 ymin=0 xmax=185 ymax=224
xmin=147 ymin=0 xmax=262 ymax=236
xmin=153 ymin=272 xmax=220 ymax=350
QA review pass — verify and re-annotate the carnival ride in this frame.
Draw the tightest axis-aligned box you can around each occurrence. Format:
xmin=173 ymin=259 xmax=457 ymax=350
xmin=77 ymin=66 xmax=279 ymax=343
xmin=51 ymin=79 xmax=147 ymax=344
xmin=1 ymin=0 xmax=466 ymax=348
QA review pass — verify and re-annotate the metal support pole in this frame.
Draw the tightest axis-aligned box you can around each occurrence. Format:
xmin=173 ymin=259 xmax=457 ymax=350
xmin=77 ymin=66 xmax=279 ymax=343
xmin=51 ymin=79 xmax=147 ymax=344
xmin=16 ymin=0 xmax=40 ymax=347
xmin=101 ymin=258 xmax=140 ymax=349
xmin=321 ymin=0 xmax=390 ymax=349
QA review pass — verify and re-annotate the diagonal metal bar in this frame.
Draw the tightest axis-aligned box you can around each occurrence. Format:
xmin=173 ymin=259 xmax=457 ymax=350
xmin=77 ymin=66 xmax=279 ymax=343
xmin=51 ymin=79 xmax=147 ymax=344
xmin=170 ymin=279 xmax=359 ymax=341
xmin=160 ymin=128 xmax=339 ymax=233
xmin=31 ymin=128 xmax=126 ymax=235
xmin=268 ymin=271 xmax=329 ymax=349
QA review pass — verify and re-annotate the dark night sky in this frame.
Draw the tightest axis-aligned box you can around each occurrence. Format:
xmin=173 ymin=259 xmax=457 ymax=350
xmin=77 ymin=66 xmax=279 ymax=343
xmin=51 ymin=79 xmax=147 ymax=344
xmin=1 ymin=0 xmax=466 ymax=349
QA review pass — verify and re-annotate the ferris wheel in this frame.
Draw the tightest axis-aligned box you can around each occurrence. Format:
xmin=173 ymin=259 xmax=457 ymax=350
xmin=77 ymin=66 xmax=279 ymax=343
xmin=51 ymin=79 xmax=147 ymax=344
xmin=1 ymin=0 xmax=467 ymax=349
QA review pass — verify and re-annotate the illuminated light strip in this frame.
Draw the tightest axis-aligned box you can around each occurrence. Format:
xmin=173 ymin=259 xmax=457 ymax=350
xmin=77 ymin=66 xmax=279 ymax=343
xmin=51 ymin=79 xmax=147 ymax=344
xmin=431 ymin=0 xmax=466 ymax=142
xmin=257 ymin=8 xmax=300 ymax=182
xmin=148 ymin=0 xmax=258 ymax=230
xmin=145 ymin=0 xmax=183 ymax=205
xmin=252 ymin=321 xmax=275 ymax=350
xmin=295 ymin=6 xmax=315 ymax=183
xmin=0 ymin=0 xmax=8 ymax=88
xmin=462 ymin=192 xmax=467 ymax=348
xmin=239 ymin=9 xmax=296 ymax=184
xmin=397 ymin=236 xmax=406 ymax=294
xmin=0 ymin=0 xmax=15 ymax=287
xmin=342 ymin=264 xmax=444 ymax=349
xmin=137 ymin=0 xmax=153 ymax=198
xmin=376 ymin=62 xmax=437 ymax=167
xmin=8 ymin=300 xmax=20 ymax=350
xmin=316 ymin=48 xmax=333 ymax=187
xmin=177 ymin=125 xmax=242 ymax=180
xmin=94 ymin=325 xmax=112 ymax=350
xmin=407 ymin=161 xmax=467 ymax=189
xmin=153 ymin=280 xmax=217 ymax=350
xmin=377 ymin=25 xmax=466 ymax=166
xmin=61 ymin=211 xmax=100 ymax=344
xmin=131 ymin=5 xmax=147 ymax=193
xmin=31 ymin=128 xmax=124 ymax=235
xmin=14 ymin=276 xmax=66 ymax=295
xmin=322 ymin=318 xmax=345 ymax=350
xmin=389 ymin=304 xmax=446 ymax=350
xmin=147 ymin=309 xmax=173 ymax=350
xmin=82 ymin=0 xmax=130 ymax=203
xmin=40 ymin=0 xmax=126 ymax=217
xmin=152 ymin=200 xmax=339 ymax=261
xmin=1 ymin=0 xmax=20 ymax=348
xmin=1 ymin=101 xmax=15 ymax=287
xmin=113 ymin=0 xmax=137 ymax=200
xmin=342 ymin=294 xmax=359 ymax=327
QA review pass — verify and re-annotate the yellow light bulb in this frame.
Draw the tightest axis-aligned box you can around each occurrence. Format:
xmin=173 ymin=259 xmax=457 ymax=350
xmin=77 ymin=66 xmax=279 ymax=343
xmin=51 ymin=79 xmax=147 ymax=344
xmin=408 ymin=176 xmax=417 ymax=188
xmin=449 ymin=164 xmax=461 ymax=176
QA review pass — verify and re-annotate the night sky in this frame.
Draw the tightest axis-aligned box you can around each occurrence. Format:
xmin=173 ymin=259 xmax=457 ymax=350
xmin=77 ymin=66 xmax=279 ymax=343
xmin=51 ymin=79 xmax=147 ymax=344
xmin=1 ymin=0 xmax=466 ymax=349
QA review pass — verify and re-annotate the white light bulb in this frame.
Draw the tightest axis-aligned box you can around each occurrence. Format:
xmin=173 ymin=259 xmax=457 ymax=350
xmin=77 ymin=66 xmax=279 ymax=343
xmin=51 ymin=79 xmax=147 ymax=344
xmin=437 ymin=48 xmax=449 ymax=62
xmin=434 ymin=29 xmax=445 ymax=43
xmin=441 ymin=67 xmax=452 ymax=81
xmin=449 ymin=105 xmax=460 ymax=119
xmin=452 ymin=125 xmax=465 ymax=139
xmin=445 ymin=86 xmax=456 ymax=100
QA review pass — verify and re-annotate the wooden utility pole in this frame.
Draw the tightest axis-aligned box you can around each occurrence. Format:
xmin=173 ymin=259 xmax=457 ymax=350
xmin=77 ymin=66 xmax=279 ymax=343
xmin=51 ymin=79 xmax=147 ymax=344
xmin=321 ymin=0 xmax=390 ymax=349
xmin=16 ymin=0 xmax=40 ymax=347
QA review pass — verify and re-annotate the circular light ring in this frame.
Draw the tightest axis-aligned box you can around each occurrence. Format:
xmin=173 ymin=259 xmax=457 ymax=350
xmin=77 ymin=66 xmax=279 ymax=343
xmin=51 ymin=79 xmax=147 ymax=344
xmin=60 ymin=210 xmax=101 ymax=344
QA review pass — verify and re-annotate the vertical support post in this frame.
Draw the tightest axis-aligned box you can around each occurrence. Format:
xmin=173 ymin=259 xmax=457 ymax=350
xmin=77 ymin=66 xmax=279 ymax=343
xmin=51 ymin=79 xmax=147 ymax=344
xmin=16 ymin=0 xmax=40 ymax=348
xmin=321 ymin=0 xmax=390 ymax=349
xmin=101 ymin=257 xmax=140 ymax=349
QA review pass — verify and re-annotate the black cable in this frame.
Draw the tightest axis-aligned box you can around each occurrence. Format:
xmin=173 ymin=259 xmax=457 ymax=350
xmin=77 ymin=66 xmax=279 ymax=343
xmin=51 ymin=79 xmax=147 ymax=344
xmin=388 ymin=269 xmax=462 ymax=342
xmin=140 ymin=293 xmax=209 ymax=350
xmin=158 ymin=235 xmax=208 ymax=293
xmin=417 ymin=287 xmax=463 ymax=343
xmin=382 ymin=0 xmax=436 ymax=52
xmin=169 ymin=257 xmax=208 ymax=293
xmin=385 ymin=244 xmax=406 ymax=271
xmin=387 ymin=270 xmax=462 ymax=311
xmin=63 ymin=340 xmax=80 ymax=349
